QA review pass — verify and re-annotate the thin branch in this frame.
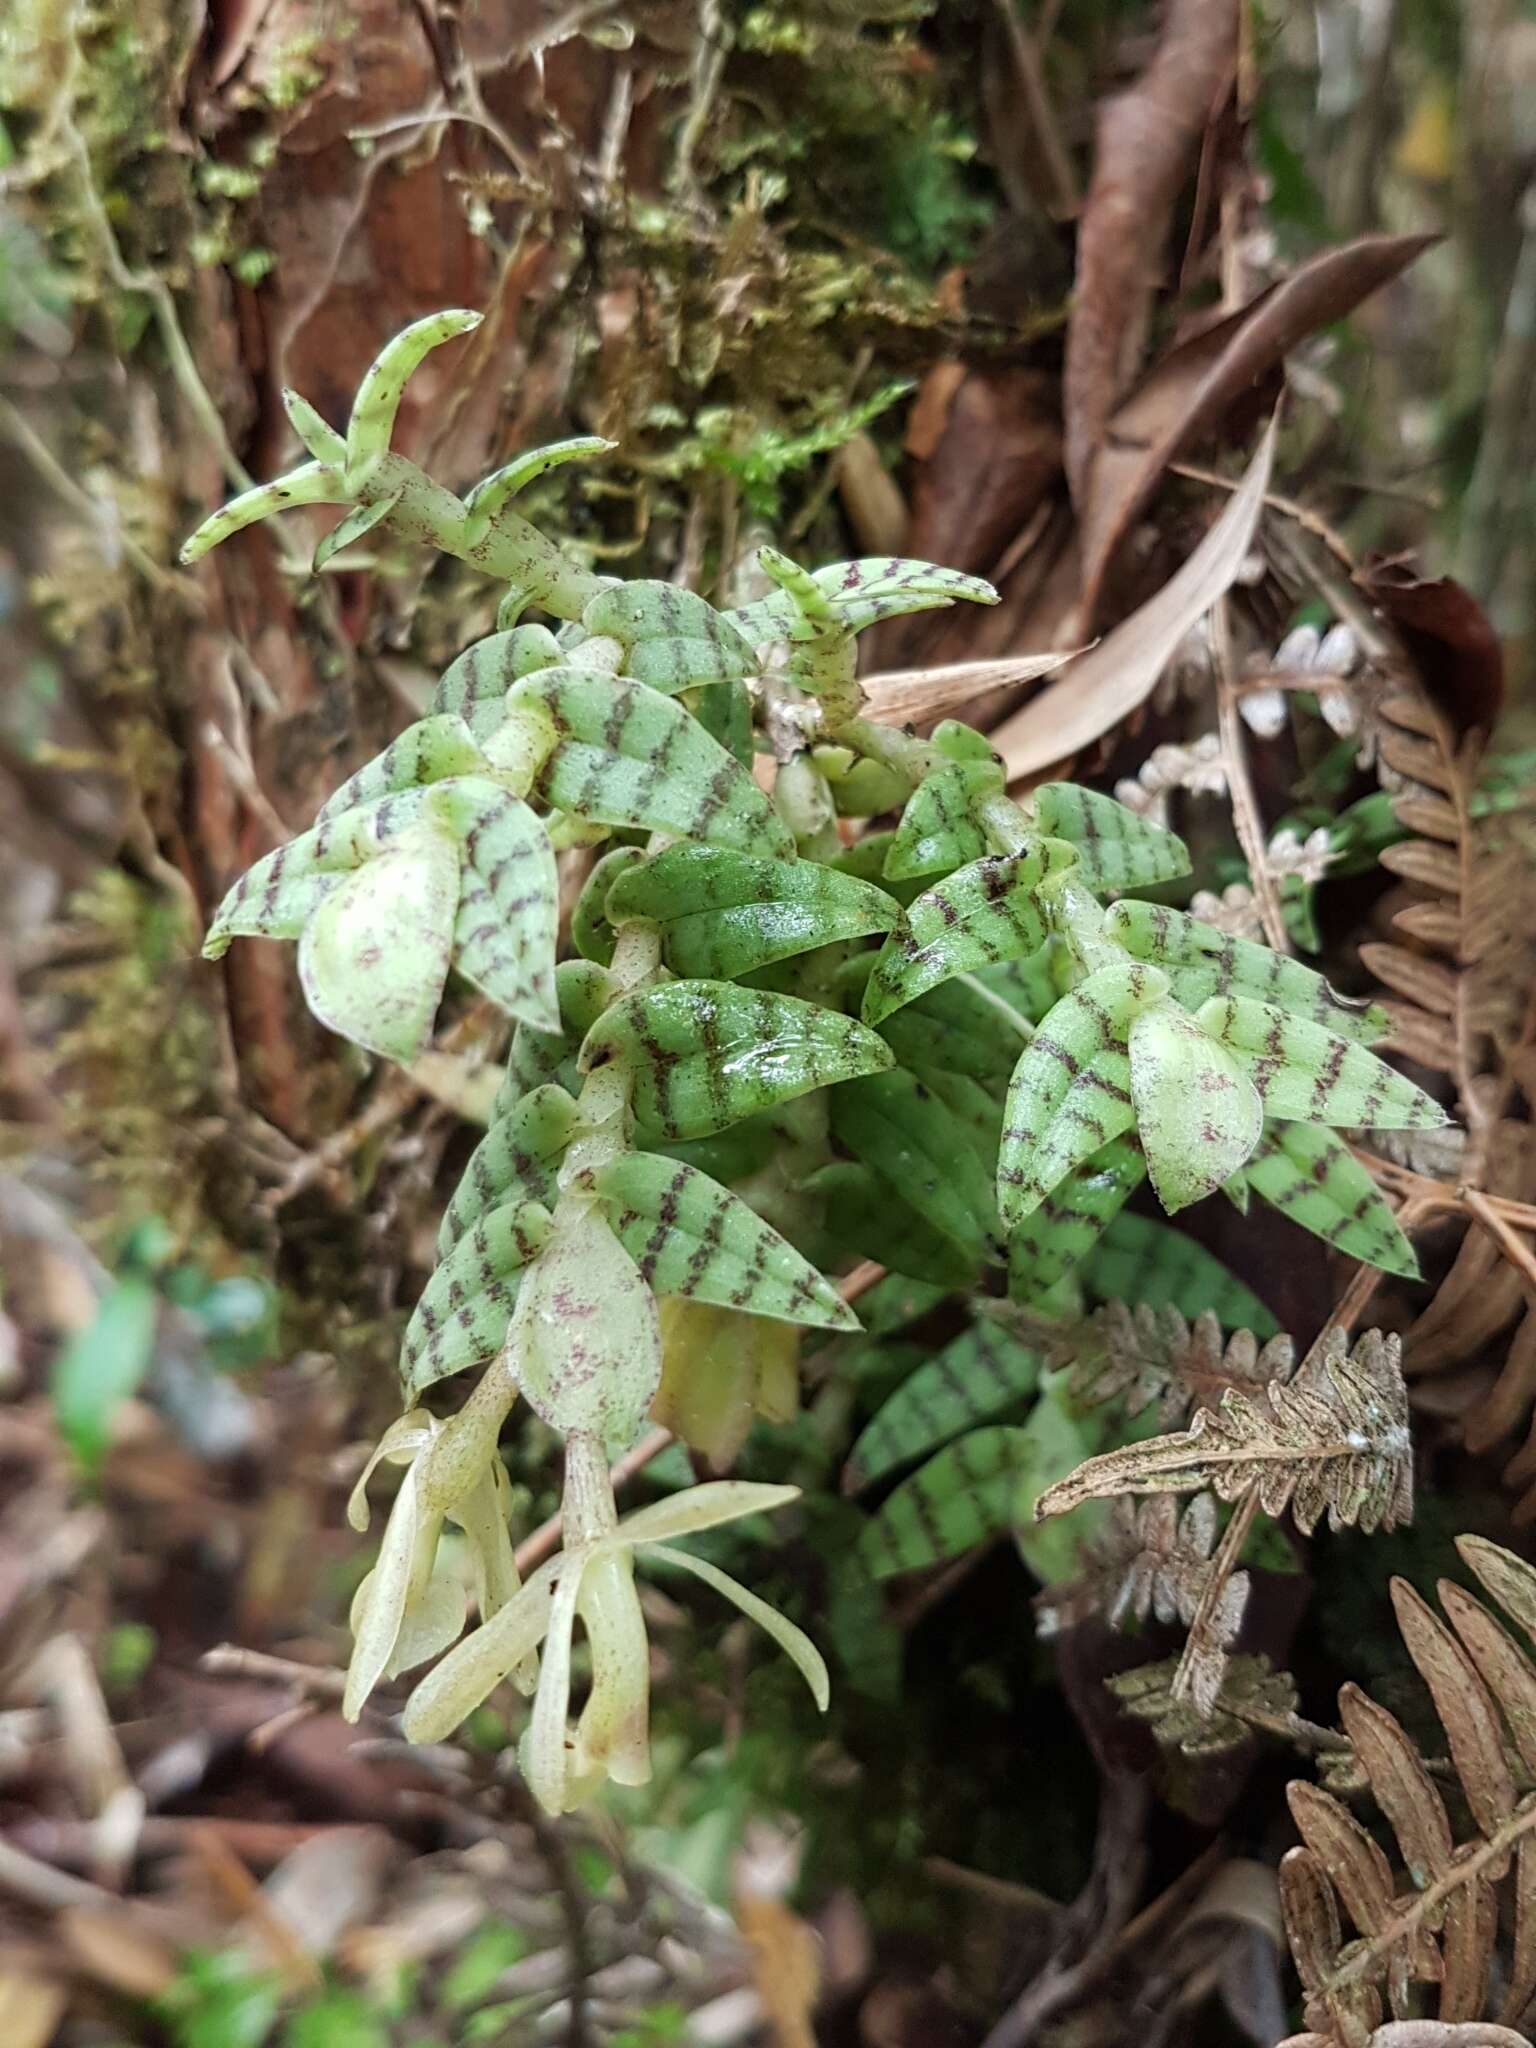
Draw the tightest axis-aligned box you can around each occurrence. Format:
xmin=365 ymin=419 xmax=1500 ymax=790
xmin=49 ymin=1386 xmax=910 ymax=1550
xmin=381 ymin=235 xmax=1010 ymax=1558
xmin=991 ymin=0 xmax=1080 ymax=218
xmin=1214 ymin=597 xmax=1290 ymax=953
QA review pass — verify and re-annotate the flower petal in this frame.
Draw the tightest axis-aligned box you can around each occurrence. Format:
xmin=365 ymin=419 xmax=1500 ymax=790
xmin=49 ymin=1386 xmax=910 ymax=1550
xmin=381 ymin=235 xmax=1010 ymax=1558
xmin=644 ymin=1542 xmax=829 ymax=1711
xmin=571 ymin=1550 xmax=651 ymax=1791
xmin=614 ymin=1481 xmax=801 ymax=1550
xmin=399 ymin=1556 xmax=561 ymax=1743
xmin=451 ymin=1462 xmax=536 ymax=1694
xmin=347 ymin=1410 xmax=434 ymax=1532
xmin=523 ymin=1551 xmax=588 ymax=1815
xmin=344 ymin=1462 xmax=428 ymax=1720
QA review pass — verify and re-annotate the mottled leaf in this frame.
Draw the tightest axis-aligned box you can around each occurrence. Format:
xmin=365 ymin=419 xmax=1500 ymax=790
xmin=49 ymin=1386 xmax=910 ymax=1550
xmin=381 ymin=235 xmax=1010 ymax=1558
xmin=998 ymin=963 xmax=1170 ymax=1222
xmin=830 ymin=1067 xmax=1000 ymax=1259
xmin=504 ymin=960 xmax=617 ymax=1099
xmin=808 ymin=1162 xmax=981 ymax=1288
xmin=1195 ymin=995 xmax=1451 ymax=1129
xmin=606 ymin=844 xmax=898 ymax=980
xmin=314 ymin=714 xmax=490 ymax=823
xmin=432 ymin=627 xmax=564 ymax=740
xmin=402 ymin=1197 xmax=552 ymax=1397
xmin=582 ymin=581 xmax=759 ymax=694
xmin=511 ymin=668 xmax=793 ymax=856
xmin=570 ymin=847 xmax=645 ymax=967
xmin=846 ymin=1322 xmax=1042 ymax=1490
xmin=726 ymin=556 xmax=998 ymax=647
xmin=509 ymin=1198 xmax=662 ymax=1444
xmin=1031 ymin=783 xmax=1190 ymax=890
xmin=594 ymin=1152 xmax=856 ymax=1332
xmin=1128 ymin=1000 xmax=1263 ymax=1213
xmin=1083 ymin=1213 xmax=1279 ymax=1334
xmin=862 ymin=847 xmax=1071 ymax=1026
xmin=580 ymin=980 xmax=893 ymax=1141
xmin=439 ymin=1083 xmax=577 ymax=1259
xmin=298 ymin=825 xmax=460 ymax=1061
xmin=1245 ymin=1122 xmax=1420 ymax=1279
xmin=432 ymin=782 xmax=559 ymax=1031
xmin=859 ymin=1425 xmax=1034 ymax=1579
xmin=876 ymin=973 xmax=1033 ymax=1093
xmin=884 ymin=758 xmax=1005 ymax=881
xmin=1007 ymin=1134 xmax=1148 ymax=1301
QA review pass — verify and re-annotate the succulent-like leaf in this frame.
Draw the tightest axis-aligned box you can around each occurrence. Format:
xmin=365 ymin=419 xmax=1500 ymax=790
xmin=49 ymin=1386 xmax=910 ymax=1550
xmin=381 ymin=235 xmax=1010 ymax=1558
xmin=884 ymin=759 xmax=1005 ymax=880
xmin=1006 ymin=1134 xmax=1148 ymax=1301
xmin=504 ymin=959 xmax=616 ymax=1100
xmin=431 ymin=627 xmax=564 ymax=739
xmin=808 ymin=1162 xmax=982 ymax=1288
xmin=581 ymin=582 xmax=759 ymax=694
xmin=298 ymin=825 xmax=460 ymax=1061
xmin=509 ymin=1199 xmax=662 ymax=1444
xmin=344 ymin=307 xmax=481 ymax=480
xmin=606 ymin=844 xmax=899 ymax=980
xmin=1036 ymin=1326 xmax=1412 ymax=1534
xmin=1083 ymin=1214 xmax=1279 ymax=1333
xmin=460 ymin=437 xmax=613 ymax=539
xmin=204 ymin=789 xmax=434 ymax=956
xmin=861 ymin=847 xmax=1072 ymax=1026
xmin=180 ymin=459 xmax=350 ymax=564
xmin=580 ymin=980 xmax=893 ymax=1141
xmin=1245 ymin=1122 xmax=1420 ymax=1279
xmin=830 ymin=1066 xmax=1000 ymax=1260
xmin=438 ymin=1083 xmax=577 ymax=1259
xmin=313 ymin=488 xmax=402 ymax=571
xmin=846 ymin=1321 xmax=1042 ymax=1491
xmin=431 ymin=781 xmax=560 ymax=1032
xmin=402 ymin=1197 xmax=553 ymax=1397
xmin=859 ymin=1425 xmax=1034 ymax=1579
xmin=314 ymin=716 xmax=491 ymax=825
xmin=876 ymin=973 xmax=1033 ymax=1092
xmin=511 ymin=668 xmax=793 ymax=856
xmin=1195 ymin=995 xmax=1451 ymax=1129
xmin=1128 ymin=1000 xmax=1264 ymax=1213
xmin=1032 ymin=783 xmax=1191 ymax=890
xmin=594 ymin=1152 xmax=857 ymax=1332
xmin=1104 ymin=900 xmax=1388 ymax=1044
xmin=998 ymin=963 xmax=1170 ymax=1223
xmin=726 ymin=556 xmax=998 ymax=647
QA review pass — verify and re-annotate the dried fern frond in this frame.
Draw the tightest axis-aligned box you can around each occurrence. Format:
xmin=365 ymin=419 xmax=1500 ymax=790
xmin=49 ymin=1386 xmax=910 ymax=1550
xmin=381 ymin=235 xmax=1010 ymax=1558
xmin=1278 ymin=1535 xmax=1536 ymax=2043
xmin=1036 ymin=1326 xmax=1412 ymax=1535
xmin=1109 ymin=1651 xmax=1300 ymax=1759
xmin=1054 ymin=1301 xmax=1295 ymax=1430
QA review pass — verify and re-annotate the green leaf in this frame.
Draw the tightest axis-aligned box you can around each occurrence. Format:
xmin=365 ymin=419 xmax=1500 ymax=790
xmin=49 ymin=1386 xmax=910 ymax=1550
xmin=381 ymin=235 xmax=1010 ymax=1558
xmin=1083 ymin=1213 xmax=1279 ymax=1335
xmin=859 ymin=1425 xmax=1033 ymax=1579
xmin=606 ymin=845 xmax=898 ymax=980
xmin=884 ymin=759 xmax=1004 ymax=880
xmin=510 ymin=1199 xmax=661 ymax=1443
xmin=1007 ymin=1134 xmax=1147 ymax=1301
xmin=1128 ymin=1001 xmax=1263 ymax=1214
xmin=431 ymin=782 xmax=559 ymax=1032
xmin=595 ymin=1153 xmax=857 ymax=1331
xmin=438 ymin=1083 xmax=576 ymax=1258
xmin=1194 ymin=995 xmax=1451 ymax=1129
xmin=1104 ymin=900 xmax=1387 ymax=1043
xmin=808 ymin=1162 xmax=981 ymax=1288
xmin=432 ymin=627 xmax=564 ymax=740
xmin=512 ymin=668 xmax=792 ymax=856
xmin=571 ymin=847 xmax=645 ymax=966
xmin=1032 ymin=783 xmax=1190 ymax=890
xmin=580 ymin=980 xmax=893 ymax=1141
xmin=298 ymin=824 xmax=460 ymax=1061
xmin=691 ymin=677 xmax=755 ymax=768
xmin=582 ymin=581 xmax=759 ymax=693
xmin=861 ymin=846 xmax=1072 ymax=1026
xmin=204 ymin=790 xmax=433 ymax=956
xmin=314 ymin=716 xmax=490 ymax=824
xmin=726 ymin=557 xmax=998 ymax=646
xmin=402 ymin=1198 xmax=553 ymax=1397
xmin=829 ymin=831 xmax=927 ymax=906
xmin=847 ymin=1321 xmax=1042 ymax=1490
xmin=830 ymin=1067 xmax=1000 ymax=1259
xmin=1245 ymin=1122 xmax=1420 ymax=1279
xmin=52 ymin=1275 xmax=158 ymax=1473
xmin=972 ymin=942 xmax=1070 ymax=1026
xmin=876 ymin=973 xmax=1033 ymax=1093
xmin=1010 ymin=1374 xmax=1109 ymax=1584
xmin=504 ymin=960 xmax=616 ymax=1099
xmin=997 ymin=963 xmax=1170 ymax=1224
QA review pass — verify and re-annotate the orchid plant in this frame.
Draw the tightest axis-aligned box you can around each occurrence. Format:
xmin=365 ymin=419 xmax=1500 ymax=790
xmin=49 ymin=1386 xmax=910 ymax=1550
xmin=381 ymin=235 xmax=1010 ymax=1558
xmin=186 ymin=312 xmax=1445 ymax=1814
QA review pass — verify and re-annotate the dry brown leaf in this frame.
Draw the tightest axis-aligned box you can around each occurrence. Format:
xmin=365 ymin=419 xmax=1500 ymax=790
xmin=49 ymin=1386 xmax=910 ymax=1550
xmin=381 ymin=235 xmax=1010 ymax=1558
xmin=0 ymin=1969 xmax=66 ymax=2048
xmin=991 ymin=416 xmax=1277 ymax=782
xmin=737 ymin=1896 xmax=820 ymax=2048
xmin=1064 ymin=0 xmax=1239 ymax=514
xmin=1077 ymin=233 xmax=1436 ymax=623
xmin=859 ymin=651 xmax=1078 ymax=727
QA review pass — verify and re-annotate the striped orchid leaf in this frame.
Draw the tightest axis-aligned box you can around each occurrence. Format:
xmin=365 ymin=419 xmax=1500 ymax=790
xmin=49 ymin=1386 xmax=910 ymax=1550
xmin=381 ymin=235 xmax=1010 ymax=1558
xmin=861 ymin=846 xmax=1074 ymax=1026
xmin=1007 ymin=1134 xmax=1148 ymax=1301
xmin=846 ymin=1322 xmax=1043 ymax=1491
xmin=1245 ymin=1123 xmax=1420 ymax=1279
xmin=858 ymin=1425 xmax=1034 ymax=1579
xmin=510 ymin=668 xmax=793 ymax=857
xmin=582 ymin=581 xmax=759 ymax=694
xmin=998 ymin=964 xmax=1171 ymax=1225
xmin=509 ymin=1199 xmax=662 ymax=1444
xmin=570 ymin=847 xmax=645 ymax=967
xmin=401 ymin=1196 xmax=553 ymax=1398
xmin=877 ymin=973 xmax=1033 ymax=1093
xmin=438 ymin=1083 xmax=577 ymax=1259
xmin=1032 ymin=784 xmax=1190 ymax=891
xmin=503 ymin=960 xmax=616 ymax=1100
xmin=830 ymin=1066 xmax=1001 ymax=1260
xmin=432 ymin=626 xmax=563 ymax=740
xmin=580 ymin=980 xmax=893 ymax=1141
xmin=1104 ymin=901 xmax=1388 ymax=1044
xmin=431 ymin=782 xmax=559 ymax=1032
xmin=830 ymin=832 xmax=927 ymax=907
xmin=605 ymin=845 xmax=899 ymax=981
xmin=204 ymin=790 xmax=435 ymax=956
xmin=1194 ymin=996 xmax=1451 ymax=1130
xmin=726 ymin=556 xmax=998 ymax=648
xmin=1084 ymin=1213 xmax=1279 ymax=1335
xmin=973 ymin=943 xmax=1072 ymax=1026
xmin=884 ymin=759 xmax=1005 ymax=880
xmin=298 ymin=824 xmax=461 ymax=1061
xmin=921 ymin=1069 xmax=1004 ymax=1181
xmin=594 ymin=1153 xmax=857 ymax=1331
xmin=808 ymin=1162 xmax=982 ymax=1289
xmin=1128 ymin=1001 xmax=1264 ymax=1214
xmin=314 ymin=714 xmax=490 ymax=824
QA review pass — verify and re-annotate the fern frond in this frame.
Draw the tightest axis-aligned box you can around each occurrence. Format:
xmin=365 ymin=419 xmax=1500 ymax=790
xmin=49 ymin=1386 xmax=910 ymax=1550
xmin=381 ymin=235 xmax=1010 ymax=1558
xmin=1054 ymin=1300 xmax=1295 ymax=1430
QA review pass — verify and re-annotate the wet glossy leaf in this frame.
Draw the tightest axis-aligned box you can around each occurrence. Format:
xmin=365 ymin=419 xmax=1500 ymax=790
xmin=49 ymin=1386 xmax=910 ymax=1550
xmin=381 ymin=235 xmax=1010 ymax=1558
xmin=1195 ymin=996 xmax=1451 ymax=1129
xmin=580 ymin=981 xmax=893 ymax=1141
xmin=606 ymin=845 xmax=898 ymax=980
xmin=1032 ymin=783 xmax=1191 ymax=890
xmin=511 ymin=668 xmax=793 ymax=856
xmin=846 ymin=1322 xmax=1042 ymax=1490
xmin=1246 ymin=1122 xmax=1420 ymax=1279
xmin=570 ymin=847 xmax=645 ymax=967
xmin=595 ymin=1153 xmax=857 ymax=1331
xmin=1128 ymin=1001 xmax=1263 ymax=1213
xmin=862 ymin=847 xmax=1070 ymax=1026
xmin=1007 ymin=1134 xmax=1148 ymax=1301
xmin=884 ymin=759 xmax=1005 ymax=880
xmin=830 ymin=1067 xmax=1000 ymax=1259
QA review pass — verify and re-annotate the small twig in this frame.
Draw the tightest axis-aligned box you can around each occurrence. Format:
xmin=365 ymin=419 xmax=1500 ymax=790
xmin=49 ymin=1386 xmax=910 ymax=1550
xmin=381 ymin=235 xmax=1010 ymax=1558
xmin=1355 ymin=1151 xmax=1536 ymax=1234
xmin=200 ymin=1644 xmax=349 ymax=1700
xmin=1462 ymin=1185 xmax=1536 ymax=1297
xmin=991 ymin=0 xmax=1080 ymax=218
xmin=1214 ymin=598 xmax=1291 ymax=954
xmin=0 ymin=1835 xmax=118 ymax=1912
